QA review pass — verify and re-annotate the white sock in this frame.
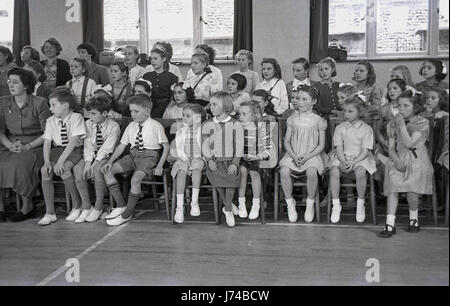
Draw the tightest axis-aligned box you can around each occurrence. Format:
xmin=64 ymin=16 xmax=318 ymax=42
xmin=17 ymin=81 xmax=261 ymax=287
xmin=332 ymin=198 xmax=341 ymax=207
xmin=306 ymin=198 xmax=314 ymax=208
xmin=191 ymin=188 xmax=200 ymax=204
xmin=386 ymin=214 xmax=396 ymax=228
xmin=285 ymin=198 xmax=294 ymax=207
xmin=238 ymin=197 xmax=246 ymax=206
xmin=409 ymin=209 xmax=418 ymax=221
xmin=176 ymin=194 xmax=184 ymax=207
xmin=252 ymin=198 xmax=260 ymax=206
xmin=357 ymin=198 xmax=365 ymax=206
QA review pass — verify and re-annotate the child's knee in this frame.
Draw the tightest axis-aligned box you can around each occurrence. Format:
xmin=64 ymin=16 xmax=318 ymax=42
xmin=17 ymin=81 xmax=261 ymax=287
xmin=306 ymin=168 xmax=318 ymax=180
xmin=240 ymin=165 xmax=248 ymax=175
xmin=249 ymin=171 xmax=261 ymax=180
xmin=73 ymin=163 xmax=84 ymax=180
xmin=354 ymin=167 xmax=367 ymax=179
xmin=130 ymin=172 xmax=145 ymax=186
xmin=280 ymin=166 xmax=291 ymax=178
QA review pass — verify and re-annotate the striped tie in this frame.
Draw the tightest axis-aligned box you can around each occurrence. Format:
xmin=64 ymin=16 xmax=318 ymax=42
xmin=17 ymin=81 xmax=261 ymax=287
xmin=96 ymin=124 xmax=104 ymax=149
xmin=60 ymin=120 xmax=69 ymax=146
xmin=135 ymin=124 xmax=144 ymax=152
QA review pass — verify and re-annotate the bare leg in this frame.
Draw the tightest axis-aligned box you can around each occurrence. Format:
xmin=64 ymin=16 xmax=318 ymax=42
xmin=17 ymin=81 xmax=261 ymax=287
xmin=176 ymin=171 xmax=188 ymax=194
xmin=330 ymin=167 xmax=341 ymax=199
xmin=249 ymin=171 xmax=262 ymax=198
xmin=306 ymin=168 xmax=318 ymax=200
xmin=354 ymin=167 xmax=367 ymax=199
xmin=280 ymin=166 xmax=293 ymax=199
xmin=239 ymin=166 xmax=249 ymax=198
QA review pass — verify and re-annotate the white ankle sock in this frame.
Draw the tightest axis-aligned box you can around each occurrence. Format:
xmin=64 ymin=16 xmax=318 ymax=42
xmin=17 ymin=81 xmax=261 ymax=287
xmin=238 ymin=197 xmax=246 ymax=206
xmin=176 ymin=194 xmax=184 ymax=207
xmin=306 ymin=198 xmax=314 ymax=207
xmin=409 ymin=209 xmax=418 ymax=220
xmin=191 ymin=188 xmax=200 ymax=204
xmin=357 ymin=198 xmax=365 ymax=206
xmin=252 ymin=198 xmax=260 ymax=206
xmin=386 ymin=214 xmax=396 ymax=227
xmin=332 ymin=198 xmax=341 ymax=207
xmin=285 ymin=198 xmax=293 ymax=206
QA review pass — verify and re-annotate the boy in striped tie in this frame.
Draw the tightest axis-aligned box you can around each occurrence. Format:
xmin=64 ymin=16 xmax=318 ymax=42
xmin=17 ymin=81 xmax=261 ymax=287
xmin=101 ymin=94 xmax=170 ymax=226
xmin=72 ymin=95 xmax=121 ymax=223
xmin=39 ymin=88 xmax=86 ymax=226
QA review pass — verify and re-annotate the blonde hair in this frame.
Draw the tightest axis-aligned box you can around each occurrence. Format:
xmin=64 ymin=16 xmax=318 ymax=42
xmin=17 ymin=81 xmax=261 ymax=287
xmin=211 ymin=91 xmax=234 ymax=115
xmin=239 ymin=101 xmax=263 ymax=121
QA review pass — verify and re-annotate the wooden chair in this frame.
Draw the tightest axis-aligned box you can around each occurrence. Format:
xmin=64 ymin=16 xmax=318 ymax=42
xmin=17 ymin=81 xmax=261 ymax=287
xmin=171 ymin=174 xmax=220 ymax=225
xmin=273 ymin=118 xmax=321 ymax=223
xmin=325 ymin=117 xmax=377 ymax=225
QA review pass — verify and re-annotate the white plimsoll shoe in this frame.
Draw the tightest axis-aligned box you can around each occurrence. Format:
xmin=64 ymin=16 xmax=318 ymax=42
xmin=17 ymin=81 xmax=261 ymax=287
xmin=105 ymin=207 xmax=127 ymax=220
xmin=356 ymin=202 xmax=366 ymax=223
xmin=38 ymin=214 xmax=57 ymax=226
xmin=65 ymin=209 xmax=81 ymax=221
xmin=231 ymin=203 xmax=239 ymax=216
xmin=190 ymin=202 xmax=200 ymax=217
xmin=106 ymin=214 xmax=132 ymax=226
xmin=287 ymin=201 xmax=298 ymax=223
xmin=86 ymin=208 xmax=103 ymax=223
xmin=248 ymin=203 xmax=260 ymax=220
xmin=222 ymin=207 xmax=235 ymax=227
xmin=304 ymin=204 xmax=315 ymax=223
xmin=75 ymin=208 xmax=93 ymax=223
xmin=174 ymin=206 xmax=184 ymax=224
xmin=238 ymin=203 xmax=248 ymax=218
xmin=331 ymin=205 xmax=342 ymax=224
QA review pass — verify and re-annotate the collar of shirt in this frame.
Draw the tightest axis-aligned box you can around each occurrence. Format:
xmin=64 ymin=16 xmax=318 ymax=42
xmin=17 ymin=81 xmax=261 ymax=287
xmin=293 ymin=78 xmax=311 ymax=88
xmin=9 ymin=95 xmax=32 ymax=110
xmin=213 ymin=116 xmax=232 ymax=123
xmin=345 ymin=119 xmax=364 ymax=129
xmin=72 ymin=75 xmax=86 ymax=84
xmin=261 ymin=78 xmax=278 ymax=88
xmin=60 ymin=111 xmax=73 ymax=124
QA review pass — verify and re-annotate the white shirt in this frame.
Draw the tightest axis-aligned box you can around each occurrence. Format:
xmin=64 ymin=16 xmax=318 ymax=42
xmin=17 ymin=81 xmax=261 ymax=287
xmin=129 ymin=65 xmax=146 ymax=87
xmin=292 ymin=78 xmax=312 ymax=88
xmin=187 ymin=65 xmax=223 ymax=91
xmin=121 ymin=117 xmax=169 ymax=150
xmin=145 ymin=63 xmax=183 ymax=82
xmin=84 ymin=118 xmax=121 ymax=162
xmin=66 ymin=76 xmax=97 ymax=106
xmin=43 ymin=112 xmax=86 ymax=147
xmin=255 ymin=78 xmax=289 ymax=115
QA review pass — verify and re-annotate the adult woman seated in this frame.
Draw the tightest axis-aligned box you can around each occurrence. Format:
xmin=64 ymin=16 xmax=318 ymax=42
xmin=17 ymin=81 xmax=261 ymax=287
xmin=0 ymin=67 xmax=51 ymax=222
xmin=40 ymin=38 xmax=72 ymax=90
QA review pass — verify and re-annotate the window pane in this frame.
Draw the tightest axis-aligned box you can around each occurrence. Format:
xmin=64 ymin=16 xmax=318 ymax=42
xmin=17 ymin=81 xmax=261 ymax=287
xmin=329 ymin=0 xmax=367 ymax=55
xmin=0 ymin=0 xmax=14 ymax=50
xmin=147 ymin=0 xmax=194 ymax=60
xmin=376 ymin=0 xmax=429 ymax=54
xmin=439 ymin=0 xmax=449 ymax=51
xmin=202 ymin=0 xmax=234 ymax=59
xmin=104 ymin=0 xmax=140 ymax=51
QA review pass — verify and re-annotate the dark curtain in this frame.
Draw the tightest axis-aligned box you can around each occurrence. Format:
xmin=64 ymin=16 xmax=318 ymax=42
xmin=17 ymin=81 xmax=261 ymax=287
xmin=233 ymin=0 xmax=253 ymax=55
xmin=12 ymin=0 xmax=31 ymax=66
xmin=310 ymin=0 xmax=329 ymax=63
xmin=81 ymin=0 xmax=104 ymax=60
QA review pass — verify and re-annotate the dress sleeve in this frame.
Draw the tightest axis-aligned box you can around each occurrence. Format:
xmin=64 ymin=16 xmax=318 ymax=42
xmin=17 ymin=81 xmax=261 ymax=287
xmin=332 ymin=124 xmax=344 ymax=147
xmin=36 ymin=98 xmax=51 ymax=132
xmin=361 ymin=124 xmax=374 ymax=150
xmin=411 ymin=117 xmax=430 ymax=137
xmin=318 ymin=117 xmax=328 ymax=131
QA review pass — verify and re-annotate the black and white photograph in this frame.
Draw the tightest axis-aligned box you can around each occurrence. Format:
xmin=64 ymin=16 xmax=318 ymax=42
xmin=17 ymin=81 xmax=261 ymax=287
xmin=0 ymin=0 xmax=448 ymax=290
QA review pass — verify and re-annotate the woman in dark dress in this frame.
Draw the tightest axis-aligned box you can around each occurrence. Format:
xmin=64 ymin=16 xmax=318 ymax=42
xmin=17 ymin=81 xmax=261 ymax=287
xmin=0 ymin=68 xmax=51 ymax=222
xmin=40 ymin=38 xmax=72 ymax=90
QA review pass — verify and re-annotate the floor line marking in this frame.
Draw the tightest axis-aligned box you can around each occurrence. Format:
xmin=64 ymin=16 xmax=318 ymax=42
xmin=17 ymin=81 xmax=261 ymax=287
xmin=35 ymin=212 xmax=145 ymax=286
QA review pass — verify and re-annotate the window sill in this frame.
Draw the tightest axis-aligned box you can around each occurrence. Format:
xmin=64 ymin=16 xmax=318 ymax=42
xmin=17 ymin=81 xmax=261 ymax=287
xmin=339 ymin=54 xmax=449 ymax=62
xmin=172 ymin=59 xmax=236 ymax=66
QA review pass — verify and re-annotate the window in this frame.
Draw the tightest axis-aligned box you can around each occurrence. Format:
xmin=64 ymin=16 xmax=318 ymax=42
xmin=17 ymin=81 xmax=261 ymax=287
xmin=104 ymin=0 xmax=234 ymax=61
xmin=0 ymin=0 xmax=14 ymax=50
xmin=104 ymin=0 xmax=140 ymax=51
xmin=329 ymin=0 xmax=449 ymax=58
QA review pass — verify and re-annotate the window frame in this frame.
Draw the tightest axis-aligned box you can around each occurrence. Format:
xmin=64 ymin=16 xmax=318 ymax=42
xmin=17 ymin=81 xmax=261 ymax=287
xmin=137 ymin=0 xmax=234 ymax=63
xmin=331 ymin=0 xmax=449 ymax=60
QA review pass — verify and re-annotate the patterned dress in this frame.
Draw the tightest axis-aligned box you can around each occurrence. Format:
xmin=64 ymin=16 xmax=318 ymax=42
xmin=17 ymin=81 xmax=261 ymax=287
xmin=383 ymin=115 xmax=433 ymax=195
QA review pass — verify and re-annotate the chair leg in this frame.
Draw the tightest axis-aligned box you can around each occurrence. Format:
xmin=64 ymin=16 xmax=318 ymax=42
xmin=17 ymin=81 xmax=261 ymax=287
xmin=171 ymin=177 xmax=177 ymax=224
xmin=274 ymin=172 xmax=279 ymax=222
xmin=315 ymin=189 xmax=320 ymax=223
xmin=163 ymin=173 xmax=170 ymax=221
xmin=369 ymin=175 xmax=377 ymax=225
xmin=432 ymin=178 xmax=439 ymax=227
xmin=327 ymin=179 xmax=332 ymax=224
xmin=212 ymin=187 xmax=220 ymax=225
xmin=151 ymin=184 xmax=159 ymax=211
xmin=16 ymin=192 xmax=21 ymax=212
xmin=65 ymin=190 xmax=71 ymax=214
xmin=445 ymin=178 xmax=449 ymax=228
xmin=260 ymin=188 xmax=265 ymax=225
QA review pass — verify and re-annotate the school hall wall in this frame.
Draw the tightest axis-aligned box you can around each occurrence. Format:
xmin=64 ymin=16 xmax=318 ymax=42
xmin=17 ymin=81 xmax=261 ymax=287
xmin=27 ymin=0 xmax=448 ymax=90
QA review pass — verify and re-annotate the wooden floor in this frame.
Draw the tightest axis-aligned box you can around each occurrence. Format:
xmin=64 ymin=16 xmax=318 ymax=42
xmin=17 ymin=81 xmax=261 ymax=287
xmin=0 ymin=208 xmax=448 ymax=286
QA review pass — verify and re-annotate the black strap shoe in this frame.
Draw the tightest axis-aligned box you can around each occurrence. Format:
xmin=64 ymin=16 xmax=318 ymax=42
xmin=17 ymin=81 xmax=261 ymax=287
xmin=377 ymin=224 xmax=396 ymax=238
xmin=407 ymin=219 xmax=420 ymax=233
xmin=8 ymin=211 xmax=35 ymax=222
